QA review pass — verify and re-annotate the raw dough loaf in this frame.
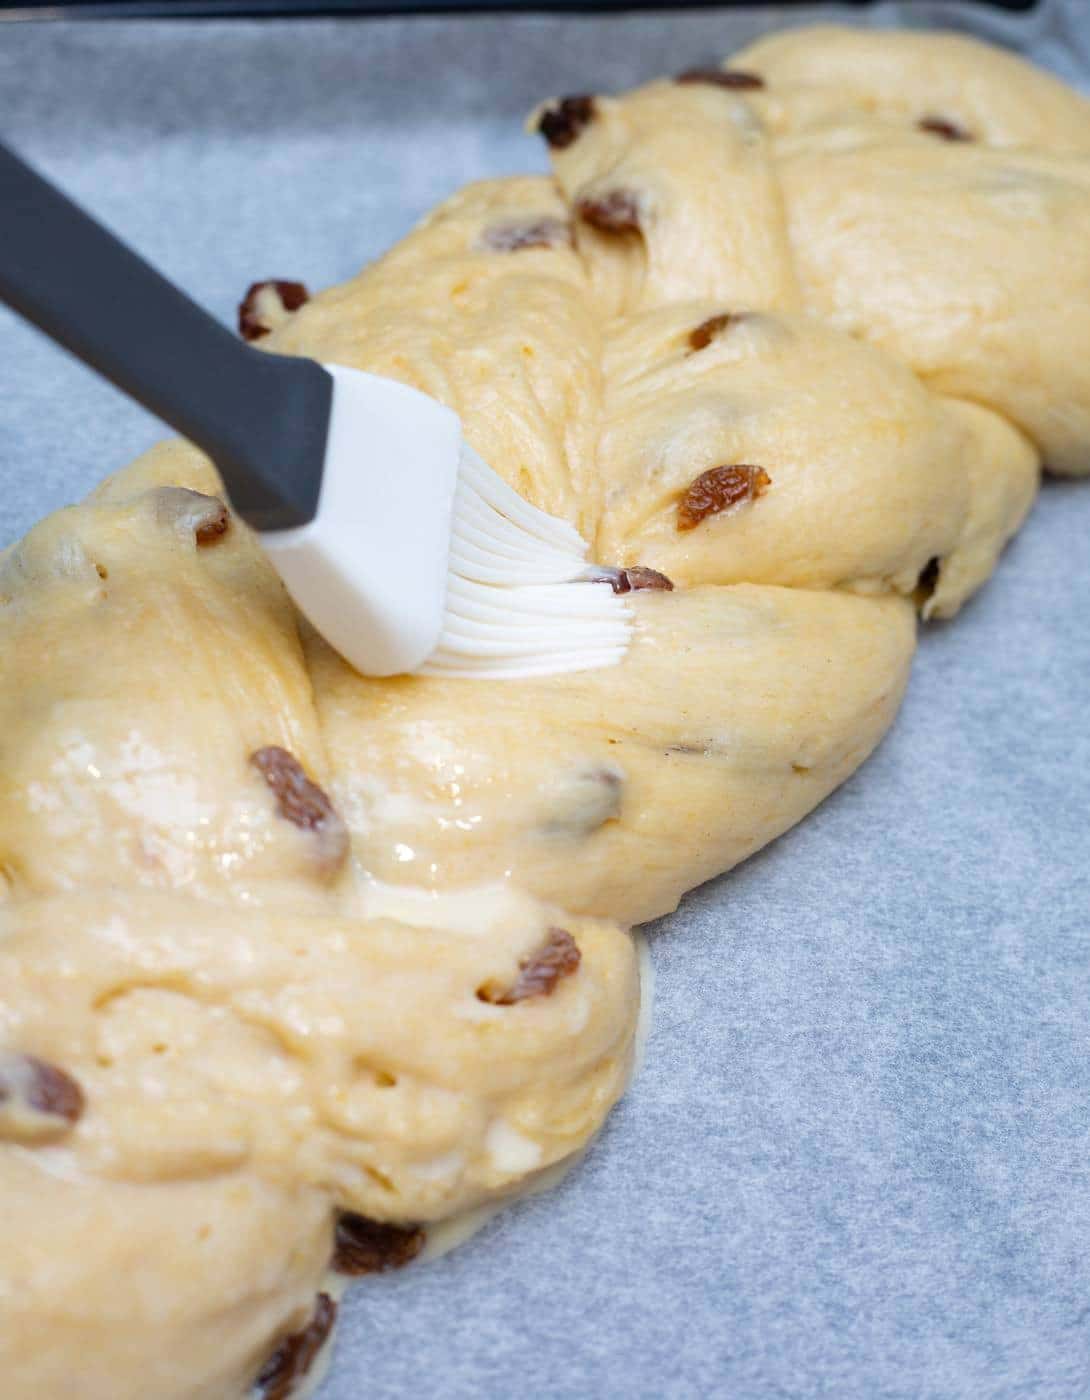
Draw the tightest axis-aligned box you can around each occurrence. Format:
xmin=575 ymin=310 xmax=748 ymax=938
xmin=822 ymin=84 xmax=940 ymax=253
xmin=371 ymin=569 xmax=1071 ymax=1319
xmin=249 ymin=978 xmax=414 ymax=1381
xmin=2 ymin=25 xmax=1087 ymax=1400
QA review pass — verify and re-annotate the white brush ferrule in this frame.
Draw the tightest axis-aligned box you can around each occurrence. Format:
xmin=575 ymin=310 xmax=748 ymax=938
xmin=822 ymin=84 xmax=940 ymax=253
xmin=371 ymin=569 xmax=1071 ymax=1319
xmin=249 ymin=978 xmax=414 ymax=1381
xmin=261 ymin=365 xmax=462 ymax=677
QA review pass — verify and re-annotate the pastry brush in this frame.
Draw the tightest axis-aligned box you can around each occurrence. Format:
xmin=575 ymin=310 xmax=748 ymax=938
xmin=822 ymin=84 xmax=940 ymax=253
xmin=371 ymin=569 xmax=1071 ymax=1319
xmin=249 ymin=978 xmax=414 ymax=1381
xmin=0 ymin=141 xmax=630 ymax=678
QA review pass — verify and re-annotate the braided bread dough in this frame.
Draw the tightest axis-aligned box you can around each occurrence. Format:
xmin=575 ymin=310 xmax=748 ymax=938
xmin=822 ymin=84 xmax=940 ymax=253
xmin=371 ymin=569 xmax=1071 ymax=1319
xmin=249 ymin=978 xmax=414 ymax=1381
xmin=1 ymin=25 xmax=1087 ymax=1400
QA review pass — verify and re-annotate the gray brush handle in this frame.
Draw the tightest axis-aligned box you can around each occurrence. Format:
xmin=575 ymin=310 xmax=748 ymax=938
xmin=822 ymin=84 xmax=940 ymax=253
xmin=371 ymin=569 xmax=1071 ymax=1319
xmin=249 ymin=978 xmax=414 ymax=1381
xmin=0 ymin=140 xmax=331 ymax=530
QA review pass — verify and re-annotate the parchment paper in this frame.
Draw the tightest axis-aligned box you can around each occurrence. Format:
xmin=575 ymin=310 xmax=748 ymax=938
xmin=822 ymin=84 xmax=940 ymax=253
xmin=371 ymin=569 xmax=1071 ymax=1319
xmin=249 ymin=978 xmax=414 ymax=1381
xmin=2 ymin=5 xmax=1089 ymax=1397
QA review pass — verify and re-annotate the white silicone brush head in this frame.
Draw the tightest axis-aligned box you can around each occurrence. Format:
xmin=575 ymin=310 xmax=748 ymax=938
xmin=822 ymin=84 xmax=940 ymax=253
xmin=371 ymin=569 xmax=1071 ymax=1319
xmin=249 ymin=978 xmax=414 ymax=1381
xmin=260 ymin=366 xmax=630 ymax=680
xmin=421 ymin=444 xmax=631 ymax=679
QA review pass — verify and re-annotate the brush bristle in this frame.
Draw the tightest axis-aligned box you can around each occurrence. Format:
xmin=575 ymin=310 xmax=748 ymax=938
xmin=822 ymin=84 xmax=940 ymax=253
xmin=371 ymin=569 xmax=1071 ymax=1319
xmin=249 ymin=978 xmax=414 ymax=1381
xmin=418 ymin=446 xmax=632 ymax=679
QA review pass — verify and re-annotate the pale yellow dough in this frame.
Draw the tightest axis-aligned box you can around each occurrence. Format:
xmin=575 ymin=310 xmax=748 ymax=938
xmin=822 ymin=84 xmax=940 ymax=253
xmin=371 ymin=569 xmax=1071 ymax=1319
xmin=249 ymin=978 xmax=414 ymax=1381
xmin=311 ymin=585 xmax=914 ymax=926
xmin=1 ymin=24 xmax=1087 ymax=1400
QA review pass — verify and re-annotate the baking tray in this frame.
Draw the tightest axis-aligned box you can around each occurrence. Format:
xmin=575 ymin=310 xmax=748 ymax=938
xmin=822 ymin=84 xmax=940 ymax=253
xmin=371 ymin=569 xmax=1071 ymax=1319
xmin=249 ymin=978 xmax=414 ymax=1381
xmin=0 ymin=0 xmax=1040 ymax=19
xmin=2 ymin=4 xmax=1089 ymax=1397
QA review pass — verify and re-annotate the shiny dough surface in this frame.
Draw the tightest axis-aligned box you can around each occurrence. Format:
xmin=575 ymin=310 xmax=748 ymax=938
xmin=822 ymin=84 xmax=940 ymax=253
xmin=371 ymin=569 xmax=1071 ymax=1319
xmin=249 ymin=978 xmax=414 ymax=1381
xmin=1 ymin=25 xmax=1087 ymax=1400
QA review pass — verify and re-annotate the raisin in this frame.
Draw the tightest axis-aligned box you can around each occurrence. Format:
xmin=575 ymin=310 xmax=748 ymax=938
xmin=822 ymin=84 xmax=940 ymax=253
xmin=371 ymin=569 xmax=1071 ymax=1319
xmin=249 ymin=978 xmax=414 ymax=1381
xmin=0 ymin=1052 xmax=85 ymax=1142
xmin=250 ymin=747 xmax=348 ymax=876
xmin=677 ymin=465 xmax=771 ymax=531
xmin=688 ymin=312 xmax=747 ymax=352
xmin=251 ymin=747 xmax=340 ymax=833
xmin=677 ymin=67 xmax=765 ymax=91
xmin=154 ymin=487 xmax=231 ymax=545
xmin=589 ymin=565 xmax=674 ymax=595
xmin=577 ymin=190 xmax=641 ymax=234
xmin=479 ymin=218 xmax=572 ymax=253
xmin=253 ymin=1294 xmax=336 ymax=1400
xmin=238 ymin=280 xmax=310 ymax=342
xmin=478 ymin=928 xmax=581 ymax=1006
xmin=542 ymin=763 xmax=624 ymax=838
xmin=332 ymin=1212 xmax=426 ymax=1276
xmin=918 ymin=116 xmax=972 ymax=142
xmin=195 ymin=506 xmax=229 ymax=545
xmin=537 ymin=96 xmax=596 ymax=150
xmin=623 ymin=566 xmax=674 ymax=592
